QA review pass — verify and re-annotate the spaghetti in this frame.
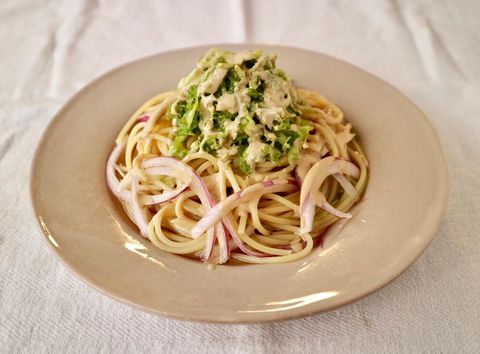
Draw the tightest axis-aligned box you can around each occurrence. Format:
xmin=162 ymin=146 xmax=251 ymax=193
xmin=107 ymin=49 xmax=368 ymax=265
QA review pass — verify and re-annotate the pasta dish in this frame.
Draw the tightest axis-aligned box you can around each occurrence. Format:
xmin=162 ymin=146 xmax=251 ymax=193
xmin=106 ymin=48 xmax=368 ymax=265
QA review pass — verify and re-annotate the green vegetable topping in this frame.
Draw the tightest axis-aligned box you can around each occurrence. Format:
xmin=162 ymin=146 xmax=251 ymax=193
xmin=168 ymin=48 xmax=312 ymax=173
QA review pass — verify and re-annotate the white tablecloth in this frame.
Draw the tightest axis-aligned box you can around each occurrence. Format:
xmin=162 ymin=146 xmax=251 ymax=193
xmin=1 ymin=0 xmax=479 ymax=352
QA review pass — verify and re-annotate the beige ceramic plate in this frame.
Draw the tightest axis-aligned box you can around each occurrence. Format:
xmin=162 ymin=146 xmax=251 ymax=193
xmin=30 ymin=44 xmax=448 ymax=323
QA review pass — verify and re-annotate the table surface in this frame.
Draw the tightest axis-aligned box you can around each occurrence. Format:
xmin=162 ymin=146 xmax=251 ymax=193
xmin=1 ymin=0 xmax=479 ymax=353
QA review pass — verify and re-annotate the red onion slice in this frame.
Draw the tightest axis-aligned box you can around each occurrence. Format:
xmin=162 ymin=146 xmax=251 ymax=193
xmin=143 ymin=157 xmax=213 ymax=208
xmin=142 ymin=185 xmax=188 ymax=205
xmin=106 ymin=142 xmax=131 ymax=202
xmin=318 ymin=200 xmax=352 ymax=219
xmin=141 ymin=159 xmax=298 ymax=261
xmin=300 ymin=157 xmax=359 ymax=204
xmin=191 ymin=192 xmax=240 ymax=238
xmin=141 ymin=165 xmax=191 ymax=205
xmin=299 ymin=157 xmax=360 ymax=233
xmin=332 ymin=173 xmax=359 ymax=198
xmin=130 ymin=175 xmax=149 ymax=238
xmin=313 ymin=192 xmax=352 ymax=219
xmin=222 ymin=217 xmax=264 ymax=257
xmin=144 ymin=166 xmax=190 ymax=182
xmin=331 ymin=158 xmax=360 ymax=179
xmin=201 ymin=228 xmax=216 ymax=262
xmin=216 ymin=222 xmax=229 ymax=264
xmin=142 ymin=157 xmax=227 ymax=261
xmin=191 ymin=180 xmax=297 ymax=238
xmin=300 ymin=194 xmax=315 ymax=234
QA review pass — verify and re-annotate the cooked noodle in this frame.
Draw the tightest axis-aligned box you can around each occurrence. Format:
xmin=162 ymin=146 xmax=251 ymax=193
xmin=107 ymin=49 xmax=368 ymax=265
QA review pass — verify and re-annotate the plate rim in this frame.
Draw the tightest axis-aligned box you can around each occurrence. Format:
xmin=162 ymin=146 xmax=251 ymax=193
xmin=29 ymin=43 xmax=449 ymax=323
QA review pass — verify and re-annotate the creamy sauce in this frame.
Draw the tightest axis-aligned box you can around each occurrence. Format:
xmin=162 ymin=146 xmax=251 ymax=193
xmin=245 ymin=142 xmax=266 ymax=168
xmin=266 ymin=132 xmax=277 ymax=142
xmin=256 ymin=107 xmax=283 ymax=128
xmin=217 ymin=146 xmax=239 ymax=160
xmin=233 ymin=51 xmax=256 ymax=65
xmin=198 ymin=67 xmax=227 ymax=95
xmin=200 ymin=94 xmax=216 ymax=118
xmin=216 ymin=94 xmax=236 ymax=112
xmin=223 ymin=118 xmax=241 ymax=140
xmin=235 ymin=77 xmax=250 ymax=117
xmin=263 ymin=83 xmax=291 ymax=109
xmin=202 ymin=118 xmax=214 ymax=134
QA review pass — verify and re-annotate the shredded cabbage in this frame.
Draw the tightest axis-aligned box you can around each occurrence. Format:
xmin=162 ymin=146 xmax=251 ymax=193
xmin=167 ymin=48 xmax=312 ymax=174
